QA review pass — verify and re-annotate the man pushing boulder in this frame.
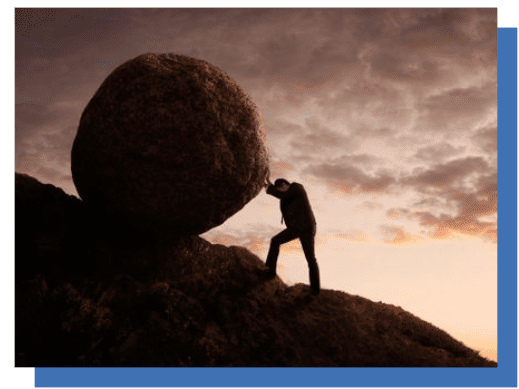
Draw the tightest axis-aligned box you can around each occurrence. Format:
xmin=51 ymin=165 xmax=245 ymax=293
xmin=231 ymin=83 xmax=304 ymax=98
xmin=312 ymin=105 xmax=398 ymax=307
xmin=264 ymin=177 xmax=320 ymax=295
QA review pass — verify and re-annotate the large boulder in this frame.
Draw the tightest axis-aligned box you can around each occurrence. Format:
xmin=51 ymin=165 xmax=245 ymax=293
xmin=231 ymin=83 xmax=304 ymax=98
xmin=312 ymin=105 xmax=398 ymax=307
xmin=71 ymin=53 xmax=269 ymax=235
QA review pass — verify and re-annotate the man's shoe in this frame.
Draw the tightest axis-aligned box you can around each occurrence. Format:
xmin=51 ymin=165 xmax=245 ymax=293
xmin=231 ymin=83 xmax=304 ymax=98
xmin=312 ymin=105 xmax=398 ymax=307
xmin=311 ymin=287 xmax=320 ymax=295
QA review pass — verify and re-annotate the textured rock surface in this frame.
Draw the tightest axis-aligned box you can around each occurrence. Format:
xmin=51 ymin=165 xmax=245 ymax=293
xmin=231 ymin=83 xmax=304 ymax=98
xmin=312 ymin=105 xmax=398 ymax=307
xmin=16 ymin=174 xmax=497 ymax=368
xmin=71 ymin=53 xmax=269 ymax=235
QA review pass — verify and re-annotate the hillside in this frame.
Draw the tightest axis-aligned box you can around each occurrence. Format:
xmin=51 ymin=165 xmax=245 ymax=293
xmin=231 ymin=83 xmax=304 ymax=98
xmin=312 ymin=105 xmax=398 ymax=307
xmin=15 ymin=173 xmax=497 ymax=367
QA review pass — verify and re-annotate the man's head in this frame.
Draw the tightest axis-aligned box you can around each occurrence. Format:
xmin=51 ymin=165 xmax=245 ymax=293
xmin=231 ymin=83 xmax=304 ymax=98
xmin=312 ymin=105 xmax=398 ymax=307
xmin=274 ymin=178 xmax=290 ymax=192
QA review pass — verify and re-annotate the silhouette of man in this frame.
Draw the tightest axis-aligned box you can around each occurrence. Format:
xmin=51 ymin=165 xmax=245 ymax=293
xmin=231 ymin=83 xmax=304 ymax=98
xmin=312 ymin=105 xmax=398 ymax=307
xmin=264 ymin=177 xmax=320 ymax=294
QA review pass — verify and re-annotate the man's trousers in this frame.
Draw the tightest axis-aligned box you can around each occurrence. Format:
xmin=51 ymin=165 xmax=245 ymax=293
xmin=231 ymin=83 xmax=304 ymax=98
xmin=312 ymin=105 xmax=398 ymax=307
xmin=265 ymin=226 xmax=320 ymax=292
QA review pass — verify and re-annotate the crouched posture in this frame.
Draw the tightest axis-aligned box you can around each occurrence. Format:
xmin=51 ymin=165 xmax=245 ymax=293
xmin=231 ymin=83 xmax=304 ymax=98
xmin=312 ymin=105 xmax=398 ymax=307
xmin=265 ymin=178 xmax=320 ymax=294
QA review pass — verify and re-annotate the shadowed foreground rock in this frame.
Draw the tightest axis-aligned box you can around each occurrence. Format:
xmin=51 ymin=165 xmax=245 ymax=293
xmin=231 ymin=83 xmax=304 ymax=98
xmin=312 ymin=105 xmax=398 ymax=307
xmin=15 ymin=173 xmax=496 ymax=367
xmin=71 ymin=53 xmax=269 ymax=236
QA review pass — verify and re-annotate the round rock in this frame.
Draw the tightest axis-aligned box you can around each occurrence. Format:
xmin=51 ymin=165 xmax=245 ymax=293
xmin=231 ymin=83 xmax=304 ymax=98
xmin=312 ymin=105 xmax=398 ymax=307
xmin=71 ymin=53 xmax=269 ymax=235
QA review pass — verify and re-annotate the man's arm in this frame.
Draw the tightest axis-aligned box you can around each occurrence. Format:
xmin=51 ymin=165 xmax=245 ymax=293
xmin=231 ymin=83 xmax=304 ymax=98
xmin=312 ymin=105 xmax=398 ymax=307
xmin=266 ymin=184 xmax=280 ymax=198
xmin=266 ymin=183 xmax=301 ymax=199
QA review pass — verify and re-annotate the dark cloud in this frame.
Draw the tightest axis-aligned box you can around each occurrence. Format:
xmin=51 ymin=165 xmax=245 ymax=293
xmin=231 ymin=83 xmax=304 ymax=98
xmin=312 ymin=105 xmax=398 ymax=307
xmin=424 ymin=85 xmax=495 ymax=115
xmin=15 ymin=104 xmax=75 ymax=157
xmin=417 ymin=84 xmax=497 ymax=132
xmin=409 ymin=9 xmax=496 ymax=54
xmin=15 ymin=103 xmax=60 ymax=142
xmin=263 ymin=119 xmax=306 ymax=162
xmin=403 ymin=8 xmax=497 ymax=56
xmin=15 ymin=103 xmax=47 ymax=123
xmin=15 ymin=8 xmax=497 ymax=243
xmin=358 ymin=174 xmax=396 ymax=193
xmin=226 ymin=9 xmax=498 ymax=111
xmin=413 ymin=142 xmax=466 ymax=162
xmin=264 ymin=119 xmax=304 ymax=138
xmin=16 ymin=8 xmax=130 ymax=70
xmin=318 ymin=79 xmax=406 ymax=124
xmin=367 ymin=45 xmax=440 ymax=84
xmin=307 ymin=163 xmax=364 ymax=183
xmin=355 ymin=9 xmax=496 ymax=86
xmin=354 ymin=126 xmax=399 ymax=141
xmin=290 ymin=117 xmax=356 ymax=153
xmin=178 ymin=9 xmax=361 ymax=89
xmin=472 ymin=126 xmax=497 ymax=153
xmin=306 ymin=156 xmax=396 ymax=194
xmin=402 ymin=156 xmax=489 ymax=191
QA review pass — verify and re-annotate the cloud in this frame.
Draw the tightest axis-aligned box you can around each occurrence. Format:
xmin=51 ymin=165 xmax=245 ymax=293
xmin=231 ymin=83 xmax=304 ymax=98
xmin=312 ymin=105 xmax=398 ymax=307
xmin=232 ymin=9 xmax=494 ymax=120
xmin=355 ymin=9 xmax=496 ymax=86
xmin=454 ymin=172 xmax=497 ymax=218
xmin=318 ymin=80 xmax=408 ymax=128
xmin=412 ymin=197 xmax=446 ymax=209
xmin=367 ymin=44 xmax=440 ymax=84
xmin=301 ymin=9 xmax=497 ymax=143
xmin=205 ymin=232 xmax=269 ymax=255
xmin=472 ymin=126 xmax=497 ymax=154
xmin=290 ymin=118 xmax=356 ymax=153
xmin=335 ymin=230 xmax=370 ymax=242
xmin=387 ymin=208 xmax=411 ymax=219
xmin=15 ymin=103 xmax=60 ymax=143
xmin=251 ymin=10 xmax=360 ymax=83
xmin=411 ymin=208 xmax=496 ymax=243
xmin=380 ymin=225 xmax=422 ymax=245
xmin=413 ymin=142 xmax=466 ymax=162
xmin=357 ymin=201 xmax=384 ymax=212
xmin=15 ymin=116 xmax=77 ymax=186
xmin=416 ymin=84 xmax=497 ymax=133
xmin=201 ymin=224 xmax=281 ymax=256
xmin=269 ymin=160 xmax=293 ymax=179
xmin=16 ymin=8 xmax=497 ymax=249
xmin=306 ymin=159 xmax=396 ymax=195
xmin=397 ymin=9 xmax=496 ymax=57
xmin=402 ymin=156 xmax=489 ymax=192
xmin=15 ymin=102 xmax=77 ymax=196
xmin=387 ymin=171 xmax=497 ymax=243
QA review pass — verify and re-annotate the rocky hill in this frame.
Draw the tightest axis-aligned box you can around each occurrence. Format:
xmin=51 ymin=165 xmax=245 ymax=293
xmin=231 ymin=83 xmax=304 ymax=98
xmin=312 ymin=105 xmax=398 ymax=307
xmin=15 ymin=173 xmax=497 ymax=367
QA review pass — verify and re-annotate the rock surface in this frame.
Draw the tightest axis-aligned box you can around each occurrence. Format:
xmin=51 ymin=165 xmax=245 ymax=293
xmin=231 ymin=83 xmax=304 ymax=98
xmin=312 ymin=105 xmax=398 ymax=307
xmin=15 ymin=173 xmax=497 ymax=367
xmin=71 ymin=53 xmax=269 ymax=235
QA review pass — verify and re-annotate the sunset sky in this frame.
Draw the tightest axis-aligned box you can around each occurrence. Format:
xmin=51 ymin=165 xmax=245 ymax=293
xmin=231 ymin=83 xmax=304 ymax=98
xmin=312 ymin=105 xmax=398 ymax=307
xmin=15 ymin=8 xmax=497 ymax=362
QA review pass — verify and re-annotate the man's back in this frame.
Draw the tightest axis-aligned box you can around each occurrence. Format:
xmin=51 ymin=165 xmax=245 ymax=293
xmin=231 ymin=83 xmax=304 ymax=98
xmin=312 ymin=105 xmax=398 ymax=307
xmin=267 ymin=182 xmax=316 ymax=232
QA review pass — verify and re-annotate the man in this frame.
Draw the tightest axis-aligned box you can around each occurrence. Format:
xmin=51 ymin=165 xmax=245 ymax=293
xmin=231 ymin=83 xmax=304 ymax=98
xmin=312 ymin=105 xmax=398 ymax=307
xmin=264 ymin=177 xmax=320 ymax=294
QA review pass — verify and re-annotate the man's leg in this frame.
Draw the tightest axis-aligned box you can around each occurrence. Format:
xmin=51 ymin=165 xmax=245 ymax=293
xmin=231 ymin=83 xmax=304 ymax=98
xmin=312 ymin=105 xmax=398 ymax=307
xmin=299 ymin=229 xmax=320 ymax=293
xmin=265 ymin=228 xmax=299 ymax=275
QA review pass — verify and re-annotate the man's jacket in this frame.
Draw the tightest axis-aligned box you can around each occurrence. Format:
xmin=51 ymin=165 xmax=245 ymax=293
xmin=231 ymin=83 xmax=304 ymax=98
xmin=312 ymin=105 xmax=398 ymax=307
xmin=267 ymin=182 xmax=316 ymax=233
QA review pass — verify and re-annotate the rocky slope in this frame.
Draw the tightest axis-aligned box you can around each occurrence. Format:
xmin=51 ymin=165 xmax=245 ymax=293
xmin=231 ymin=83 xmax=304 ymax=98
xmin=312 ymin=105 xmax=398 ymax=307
xmin=15 ymin=173 xmax=497 ymax=367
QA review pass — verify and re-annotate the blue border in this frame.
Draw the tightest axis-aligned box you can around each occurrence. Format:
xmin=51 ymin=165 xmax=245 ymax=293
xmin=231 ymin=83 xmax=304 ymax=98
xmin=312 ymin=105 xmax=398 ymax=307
xmin=34 ymin=28 xmax=517 ymax=388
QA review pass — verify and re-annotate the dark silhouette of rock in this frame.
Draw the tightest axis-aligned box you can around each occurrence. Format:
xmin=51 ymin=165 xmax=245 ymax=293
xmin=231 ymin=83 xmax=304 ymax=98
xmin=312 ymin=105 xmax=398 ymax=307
xmin=15 ymin=173 xmax=497 ymax=367
xmin=71 ymin=53 xmax=269 ymax=236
